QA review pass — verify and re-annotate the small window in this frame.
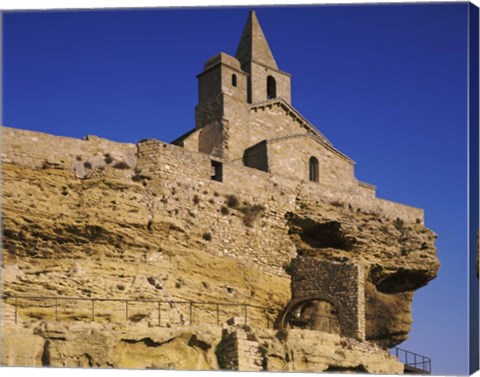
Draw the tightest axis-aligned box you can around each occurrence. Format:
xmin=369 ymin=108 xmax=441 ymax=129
xmin=231 ymin=74 xmax=237 ymax=87
xmin=309 ymin=157 xmax=319 ymax=182
xmin=211 ymin=160 xmax=223 ymax=182
xmin=267 ymin=75 xmax=277 ymax=99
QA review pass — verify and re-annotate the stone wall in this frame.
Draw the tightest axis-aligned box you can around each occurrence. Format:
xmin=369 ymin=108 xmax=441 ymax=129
xmin=1 ymin=126 xmax=424 ymax=225
xmin=217 ymin=325 xmax=263 ymax=371
xmin=137 ymin=138 xmax=212 ymax=182
xmin=1 ymin=126 xmax=425 ymax=276
xmin=1 ymin=127 xmax=136 ymax=171
xmin=243 ymin=140 xmax=268 ymax=172
xmin=195 ymin=94 xmax=224 ymax=132
xmin=289 ymin=258 xmax=365 ymax=340
xmin=268 ymin=134 xmax=356 ymax=187
xmin=248 ymin=102 xmax=310 ymax=151
xmin=222 ymin=96 xmax=251 ymax=162
xmin=136 ymin=138 xmax=298 ymax=275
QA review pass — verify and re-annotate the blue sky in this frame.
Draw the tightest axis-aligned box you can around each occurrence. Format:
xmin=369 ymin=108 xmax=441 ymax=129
xmin=2 ymin=3 xmax=474 ymax=374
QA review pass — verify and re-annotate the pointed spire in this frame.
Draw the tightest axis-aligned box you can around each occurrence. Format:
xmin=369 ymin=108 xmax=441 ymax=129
xmin=235 ymin=10 xmax=278 ymax=70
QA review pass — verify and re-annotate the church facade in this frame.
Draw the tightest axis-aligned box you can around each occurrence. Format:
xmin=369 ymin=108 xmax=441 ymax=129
xmin=168 ymin=10 xmax=421 ymax=225
xmin=174 ymin=11 xmax=362 ymax=195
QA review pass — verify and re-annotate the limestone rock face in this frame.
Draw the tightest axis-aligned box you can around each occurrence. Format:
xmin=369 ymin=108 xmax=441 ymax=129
xmin=1 ymin=325 xmax=45 ymax=367
xmin=258 ymin=329 xmax=403 ymax=373
xmin=1 ymin=127 xmax=439 ymax=372
xmin=285 ymin=201 xmax=439 ymax=348
xmin=1 ymin=320 xmax=403 ymax=373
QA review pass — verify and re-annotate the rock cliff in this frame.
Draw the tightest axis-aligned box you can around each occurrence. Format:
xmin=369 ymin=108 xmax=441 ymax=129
xmin=1 ymin=127 xmax=439 ymax=372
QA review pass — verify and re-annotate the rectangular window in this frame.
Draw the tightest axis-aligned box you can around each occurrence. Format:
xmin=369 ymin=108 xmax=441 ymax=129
xmin=211 ymin=160 xmax=223 ymax=182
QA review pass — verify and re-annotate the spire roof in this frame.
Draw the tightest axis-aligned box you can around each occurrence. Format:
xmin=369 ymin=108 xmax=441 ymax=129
xmin=235 ymin=10 xmax=278 ymax=70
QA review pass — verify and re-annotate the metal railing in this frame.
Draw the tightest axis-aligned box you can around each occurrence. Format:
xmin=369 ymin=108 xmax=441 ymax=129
xmin=2 ymin=295 xmax=432 ymax=372
xmin=0 ymin=295 xmax=279 ymax=329
xmin=391 ymin=347 xmax=431 ymax=374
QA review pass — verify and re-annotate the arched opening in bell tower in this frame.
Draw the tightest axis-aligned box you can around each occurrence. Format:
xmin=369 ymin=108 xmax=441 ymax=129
xmin=267 ymin=75 xmax=277 ymax=99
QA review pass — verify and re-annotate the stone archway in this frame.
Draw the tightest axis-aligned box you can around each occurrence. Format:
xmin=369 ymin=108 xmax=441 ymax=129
xmin=277 ymin=295 xmax=347 ymax=336
xmin=279 ymin=258 xmax=365 ymax=340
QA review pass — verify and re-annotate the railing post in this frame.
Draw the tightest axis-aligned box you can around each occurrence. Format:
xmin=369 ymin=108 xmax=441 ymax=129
xmin=55 ymin=298 xmax=58 ymax=321
xmin=125 ymin=300 xmax=129 ymax=322
xmin=414 ymin=353 xmax=417 ymax=367
xmin=91 ymin=299 xmax=95 ymax=321
xmin=158 ymin=302 xmax=161 ymax=327
xmin=216 ymin=304 xmax=220 ymax=325
xmin=14 ymin=296 xmax=18 ymax=324
xmin=189 ymin=302 xmax=193 ymax=325
xmin=244 ymin=305 xmax=247 ymax=326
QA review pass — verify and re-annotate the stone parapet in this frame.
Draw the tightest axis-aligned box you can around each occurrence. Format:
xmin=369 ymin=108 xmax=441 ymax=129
xmin=1 ymin=126 xmax=136 ymax=172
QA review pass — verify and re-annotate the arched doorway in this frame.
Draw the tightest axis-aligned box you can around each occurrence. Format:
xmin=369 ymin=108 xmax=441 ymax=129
xmin=283 ymin=298 xmax=340 ymax=334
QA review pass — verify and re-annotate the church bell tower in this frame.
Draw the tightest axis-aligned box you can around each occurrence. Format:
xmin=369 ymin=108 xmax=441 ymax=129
xmin=235 ymin=10 xmax=292 ymax=104
xmin=193 ymin=10 xmax=292 ymax=160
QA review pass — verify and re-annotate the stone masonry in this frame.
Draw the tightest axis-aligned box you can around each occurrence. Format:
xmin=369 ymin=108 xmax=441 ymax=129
xmin=284 ymin=258 xmax=366 ymax=341
xmin=217 ymin=321 xmax=263 ymax=372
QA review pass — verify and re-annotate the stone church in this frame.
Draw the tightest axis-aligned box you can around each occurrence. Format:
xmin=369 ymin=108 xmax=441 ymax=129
xmin=174 ymin=10 xmax=356 ymax=191
xmin=1 ymin=9 xmax=439 ymax=374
